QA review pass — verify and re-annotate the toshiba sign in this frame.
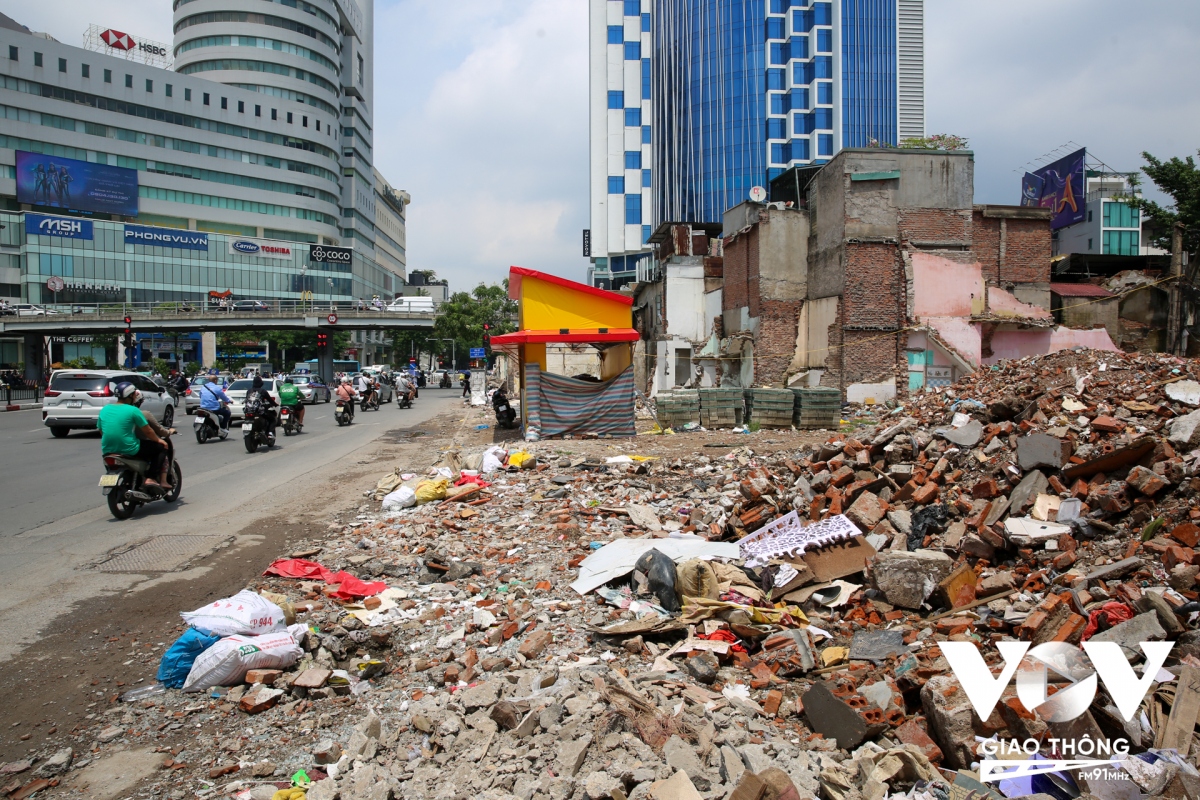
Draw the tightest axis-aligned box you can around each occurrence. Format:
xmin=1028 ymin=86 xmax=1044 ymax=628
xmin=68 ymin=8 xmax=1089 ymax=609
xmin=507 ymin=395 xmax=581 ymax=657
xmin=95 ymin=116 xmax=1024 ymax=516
xmin=227 ymin=238 xmax=294 ymax=261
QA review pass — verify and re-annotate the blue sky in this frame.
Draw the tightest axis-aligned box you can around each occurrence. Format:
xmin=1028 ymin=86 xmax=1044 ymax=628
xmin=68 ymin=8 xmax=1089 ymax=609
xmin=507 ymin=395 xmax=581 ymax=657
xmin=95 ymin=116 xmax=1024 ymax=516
xmin=12 ymin=0 xmax=1200 ymax=291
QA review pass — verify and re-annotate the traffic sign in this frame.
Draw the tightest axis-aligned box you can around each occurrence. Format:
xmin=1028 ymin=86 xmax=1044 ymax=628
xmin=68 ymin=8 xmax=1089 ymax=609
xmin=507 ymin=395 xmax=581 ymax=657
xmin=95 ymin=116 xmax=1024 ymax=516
xmin=326 ymin=313 xmax=338 ymax=324
xmin=469 ymin=347 xmax=486 ymax=358
xmin=46 ymin=276 xmax=64 ymax=292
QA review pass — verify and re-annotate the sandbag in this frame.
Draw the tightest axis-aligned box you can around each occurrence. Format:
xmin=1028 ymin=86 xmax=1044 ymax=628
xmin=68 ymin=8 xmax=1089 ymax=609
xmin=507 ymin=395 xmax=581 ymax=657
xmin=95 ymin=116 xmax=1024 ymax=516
xmin=374 ymin=467 xmax=404 ymax=495
xmin=676 ymin=558 xmax=720 ymax=603
xmin=634 ymin=548 xmax=681 ymax=613
xmin=181 ymin=625 xmax=306 ymax=692
xmin=381 ymin=485 xmax=417 ymax=511
xmin=157 ymin=628 xmax=221 ymax=689
xmin=414 ymin=478 xmax=448 ymax=505
xmin=180 ymin=589 xmax=287 ymax=637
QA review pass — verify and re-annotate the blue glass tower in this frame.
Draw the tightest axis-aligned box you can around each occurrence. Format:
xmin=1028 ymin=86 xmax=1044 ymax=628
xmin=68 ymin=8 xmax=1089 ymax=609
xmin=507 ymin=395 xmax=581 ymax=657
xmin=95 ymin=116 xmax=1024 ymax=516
xmin=649 ymin=0 xmax=924 ymax=225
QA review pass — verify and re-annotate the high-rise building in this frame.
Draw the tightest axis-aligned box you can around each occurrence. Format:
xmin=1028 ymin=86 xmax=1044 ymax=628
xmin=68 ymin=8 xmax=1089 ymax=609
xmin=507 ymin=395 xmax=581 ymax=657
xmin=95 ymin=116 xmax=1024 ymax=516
xmin=587 ymin=0 xmax=924 ymax=286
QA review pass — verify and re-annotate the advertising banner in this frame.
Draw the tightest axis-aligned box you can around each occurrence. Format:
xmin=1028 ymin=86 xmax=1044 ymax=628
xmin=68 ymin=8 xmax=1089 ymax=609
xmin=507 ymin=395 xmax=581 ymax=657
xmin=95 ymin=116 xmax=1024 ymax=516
xmin=227 ymin=238 xmax=295 ymax=260
xmin=309 ymin=244 xmax=352 ymax=264
xmin=124 ymin=224 xmax=209 ymax=251
xmin=16 ymin=150 xmax=139 ymax=217
xmin=25 ymin=213 xmax=93 ymax=240
xmin=1018 ymin=148 xmax=1087 ymax=230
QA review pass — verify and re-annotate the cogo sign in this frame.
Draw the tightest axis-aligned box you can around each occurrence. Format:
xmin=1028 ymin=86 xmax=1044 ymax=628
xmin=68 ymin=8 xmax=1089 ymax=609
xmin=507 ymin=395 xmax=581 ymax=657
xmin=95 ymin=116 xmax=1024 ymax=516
xmin=227 ymin=238 xmax=294 ymax=260
xmin=309 ymin=244 xmax=352 ymax=264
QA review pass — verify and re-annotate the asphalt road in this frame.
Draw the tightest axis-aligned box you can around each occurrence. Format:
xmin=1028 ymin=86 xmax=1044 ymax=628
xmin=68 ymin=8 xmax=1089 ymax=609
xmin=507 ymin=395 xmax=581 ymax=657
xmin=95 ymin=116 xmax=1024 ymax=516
xmin=0 ymin=387 xmax=464 ymax=662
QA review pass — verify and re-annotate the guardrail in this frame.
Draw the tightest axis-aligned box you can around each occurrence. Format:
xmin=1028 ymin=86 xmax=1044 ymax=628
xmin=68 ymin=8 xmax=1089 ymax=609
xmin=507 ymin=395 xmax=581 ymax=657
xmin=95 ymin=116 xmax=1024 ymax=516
xmin=1 ymin=385 xmax=40 ymax=404
xmin=11 ymin=300 xmax=436 ymax=318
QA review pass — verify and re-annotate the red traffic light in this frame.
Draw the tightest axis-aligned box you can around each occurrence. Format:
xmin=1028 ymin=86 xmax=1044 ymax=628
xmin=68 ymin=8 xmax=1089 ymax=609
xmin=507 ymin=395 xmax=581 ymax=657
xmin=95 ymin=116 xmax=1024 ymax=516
xmin=123 ymin=315 xmax=132 ymax=326
xmin=482 ymin=323 xmax=490 ymax=330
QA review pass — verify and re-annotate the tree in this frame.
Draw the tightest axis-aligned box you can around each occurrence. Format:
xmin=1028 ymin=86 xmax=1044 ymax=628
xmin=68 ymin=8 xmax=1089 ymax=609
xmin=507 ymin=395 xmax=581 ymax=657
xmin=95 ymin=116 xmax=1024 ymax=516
xmin=409 ymin=269 xmax=438 ymax=282
xmin=1124 ymin=152 xmax=1200 ymax=254
xmin=432 ymin=282 xmax=517 ymax=368
xmin=897 ymin=133 xmax=969 ymax=151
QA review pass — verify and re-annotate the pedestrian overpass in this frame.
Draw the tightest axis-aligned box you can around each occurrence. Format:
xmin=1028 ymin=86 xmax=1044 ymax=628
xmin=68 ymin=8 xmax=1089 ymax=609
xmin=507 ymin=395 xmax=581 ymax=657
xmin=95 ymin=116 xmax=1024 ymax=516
xmin=0 ymin=301 xmax=437 ymax=380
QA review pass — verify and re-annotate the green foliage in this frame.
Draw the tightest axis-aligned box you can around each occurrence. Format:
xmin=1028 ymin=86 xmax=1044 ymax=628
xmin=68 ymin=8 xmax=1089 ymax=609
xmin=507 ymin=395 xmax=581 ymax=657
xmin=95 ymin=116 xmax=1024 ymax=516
xmin=897 ymin=133 xmax=970 ymax=151
xmin=151 ymin=358 xmax=171 ymax=376
xmin=61 ymin=356 xmax=97 ymax=369
xmin=1122 ymin=151 xmax=1200 ymax=253
xmin=184 ymin=361 xmax=203 ymax=377
xmin=432 ymin=282 xmax=517 ymax=368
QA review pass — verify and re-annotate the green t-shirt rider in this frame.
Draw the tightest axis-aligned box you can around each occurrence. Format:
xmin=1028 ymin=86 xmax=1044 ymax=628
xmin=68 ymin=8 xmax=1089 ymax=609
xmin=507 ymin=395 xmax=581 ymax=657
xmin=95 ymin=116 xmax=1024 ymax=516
xmin=278 ymin=376 xmax=305 ymax=427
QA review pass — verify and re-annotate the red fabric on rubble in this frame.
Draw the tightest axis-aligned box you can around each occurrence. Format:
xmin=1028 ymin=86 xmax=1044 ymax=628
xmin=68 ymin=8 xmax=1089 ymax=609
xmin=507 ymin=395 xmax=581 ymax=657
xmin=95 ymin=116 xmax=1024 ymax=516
xmin=262 ymin=558 xmax=386 ymax=601
xmin=1081 ymin=601 xmax=1135 ymax=642
xmin=263 ymin=558 xmax=333 ymax=581
xmin=454 ymin=474 xmax=490 ymax=488
xmin=697 ymin=629 xmax=747 ymax=654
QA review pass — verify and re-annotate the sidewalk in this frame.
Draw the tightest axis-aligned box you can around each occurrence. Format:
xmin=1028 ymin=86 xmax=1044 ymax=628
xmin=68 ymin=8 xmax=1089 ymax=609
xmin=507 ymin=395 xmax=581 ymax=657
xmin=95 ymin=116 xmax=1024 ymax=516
xmin=1 ymin=401 xmax=41 ymax=412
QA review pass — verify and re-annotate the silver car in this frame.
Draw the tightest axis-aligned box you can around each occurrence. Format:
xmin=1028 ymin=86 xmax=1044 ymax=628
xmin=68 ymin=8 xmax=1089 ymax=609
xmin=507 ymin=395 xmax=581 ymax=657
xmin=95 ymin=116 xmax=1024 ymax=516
xmin=289 ymin=374 xmax=332 ymax=404
xmin=224 ymin=378 xmax=281 ymax=419
xmin=43 ymin=369 xmax=174 ymax=438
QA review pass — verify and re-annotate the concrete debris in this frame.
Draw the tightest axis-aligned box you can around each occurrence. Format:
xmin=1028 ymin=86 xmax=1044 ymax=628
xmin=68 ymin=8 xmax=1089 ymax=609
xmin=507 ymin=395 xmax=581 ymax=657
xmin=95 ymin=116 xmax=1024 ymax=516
xmin=32 ymin=347 xmax=1200 ymax=800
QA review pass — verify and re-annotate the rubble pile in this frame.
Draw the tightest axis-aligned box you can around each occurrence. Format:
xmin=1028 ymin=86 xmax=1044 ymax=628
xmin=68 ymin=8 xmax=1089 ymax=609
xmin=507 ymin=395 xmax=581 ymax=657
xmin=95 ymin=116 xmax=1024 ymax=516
xmin=6 ymin=347 xmax=1200 ymax=800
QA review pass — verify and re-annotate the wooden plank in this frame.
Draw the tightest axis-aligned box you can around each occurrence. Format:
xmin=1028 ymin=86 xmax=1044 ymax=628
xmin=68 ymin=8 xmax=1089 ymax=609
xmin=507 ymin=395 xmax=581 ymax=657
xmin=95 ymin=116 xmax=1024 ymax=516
xmin=1159 ymin=664 xmax=1200 ymax=757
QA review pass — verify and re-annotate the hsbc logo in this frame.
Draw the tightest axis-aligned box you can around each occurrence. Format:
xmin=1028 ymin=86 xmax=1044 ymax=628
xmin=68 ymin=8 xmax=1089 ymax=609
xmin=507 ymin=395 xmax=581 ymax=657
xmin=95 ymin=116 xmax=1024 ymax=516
xmin=138 ymin=42 xmax=167 ymax=57
xmin=100 ymin=29 xmax=135 ymax=51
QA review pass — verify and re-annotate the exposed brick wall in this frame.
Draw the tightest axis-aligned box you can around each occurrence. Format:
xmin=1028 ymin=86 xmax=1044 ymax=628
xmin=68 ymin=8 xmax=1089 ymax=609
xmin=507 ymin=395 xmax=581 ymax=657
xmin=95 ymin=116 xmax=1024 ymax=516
xmin=754 ymin=298 xmax=802 ymax=387
xmin=898 ymin=209 xmax=972 ymax=245
xmin=722 ymin=226 xmax=759 ymax=318
xmin=843 ymin=243 xmax=903 ymax=329
xmin=972 ymin=211 xmax=1052 ymax=285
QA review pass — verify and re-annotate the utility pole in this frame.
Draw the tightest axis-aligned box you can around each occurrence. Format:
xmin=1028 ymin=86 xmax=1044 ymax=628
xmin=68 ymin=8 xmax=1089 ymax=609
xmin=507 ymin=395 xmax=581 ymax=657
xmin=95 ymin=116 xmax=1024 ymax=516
xmin=1168 ymin=222 xmax=1186 ymax=355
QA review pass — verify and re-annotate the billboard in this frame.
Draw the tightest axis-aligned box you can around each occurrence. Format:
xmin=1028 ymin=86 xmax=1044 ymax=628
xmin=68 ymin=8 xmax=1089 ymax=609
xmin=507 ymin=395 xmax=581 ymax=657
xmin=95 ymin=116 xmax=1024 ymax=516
xmin=227 ymin=238 xmax=294 ymax=260
xmin=309 ymin=244 xmax=352 ymax=264
xmin=124 ymin=224 xmax=209 ymax=251
xmin=25 ymin=213 xmax=93 ymax=240
xmin=1019 ymin=147 xmax=1086 ymax=230
xmin=16 ymin=151 xmax=139 ymax=217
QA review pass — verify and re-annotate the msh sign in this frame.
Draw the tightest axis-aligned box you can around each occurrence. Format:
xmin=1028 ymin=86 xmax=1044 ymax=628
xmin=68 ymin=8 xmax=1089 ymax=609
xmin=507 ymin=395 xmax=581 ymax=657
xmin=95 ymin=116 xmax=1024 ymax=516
xmin=26 ymin=213 xmax=93 ymax=240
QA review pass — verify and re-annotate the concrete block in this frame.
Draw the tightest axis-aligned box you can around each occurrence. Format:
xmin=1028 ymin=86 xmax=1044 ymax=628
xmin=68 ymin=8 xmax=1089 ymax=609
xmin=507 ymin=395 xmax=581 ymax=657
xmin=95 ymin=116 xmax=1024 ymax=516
xmin=872 ymin=549 xmax=953 ymax=609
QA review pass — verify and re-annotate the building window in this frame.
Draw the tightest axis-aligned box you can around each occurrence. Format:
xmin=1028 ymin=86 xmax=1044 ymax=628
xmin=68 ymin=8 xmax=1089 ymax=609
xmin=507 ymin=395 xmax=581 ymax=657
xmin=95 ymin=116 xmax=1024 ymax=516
xmin=356 ymin=53 xmax=364 ymax=87
xmin=642 ymin=168 xmax=651 ymax=188
xmin=816 ymin=29 xmax=832 ymax=53
xmin=1103 ymin=200 xmax=1139 ymax=228
xmin=624 ymin=41 xmax=640 ymax=60
xmin=235 ymin=100 xmax=243 ymax=113
xmin=643 ymin=224 xmax=652 ymax=243
xmin=203 ymin=92 xmax=210 ymax=105
xmin=287 ymin=111 xmax=293 ymax=123
xmin=625 ymin=108 xmax=641 ymax=127
xmin=33 ymin=52 xmax=42 ymax=67
xmin=303 ymin=115 xmax=308 ymax=127
xmin=58 ymin=57 xmax=67 ymax=73
xmin=185 ymin=87 xmax=191 ymax=101
xmin=607 ymin=90 xmax=624 ymax=109
xmin=625 ymin=151 xmax=642 ymax=169
xmin=791 ymin=87 xmax=809 ymax=110
xmin=315 ymin=120 xmax=320 ymax=131
xmin=814 ymin=107 xmax=832 ymax=129
xmin=607 ymin=25 xmax=623 ymax=44
xmin=103 ymin=68 xmax=112 ymax=83
xmin=165 ymin=83 xmax=172 ymax=96
xmin=767 ymin=118 xmax=786 ymax=139
xmin=1088 ymin=209 xmax=1092 ymax=222
xmin=81 ymin=63 xmax=90 ymax=78
xmin=255 ymin=104 xmax=261 ymax=116
xmin=642 ymin=12 xmax=650 ymax=32
xmin=818 ymin=133 xmax=833 ymax=156
xmin=271 ymin=108 xmax=277 ymax=120
xmin=146 ymin=79 xmax=153 ymax=92
xmin=608 ymin=176 xmax=625 ymax=194
xmin=8 ymin=45 xmax=16 ymax=61
xmin=220 ymin=97 xmax=228 ymax=109
xmin=1087 ymin=238 xmax=1093 ymax=251
xmin=625 ymin=194 xmax=642 ymax=224
xmin=642 ymin=125 xmax=651 ymax=144
xmin=767 ymin=17 xmax=785 ymax=40
xmin=624 ymin=0 xmax=639 ymax=16
xmin=1103 ymin=229 xmax=1139 ymax=256
xmin=814 ymin=2 xmax=832 ymax=25
xmin=125 ymin=74 xmax=133 ymax=88
xmin=817 ymin=81 xmax=833 ymax=104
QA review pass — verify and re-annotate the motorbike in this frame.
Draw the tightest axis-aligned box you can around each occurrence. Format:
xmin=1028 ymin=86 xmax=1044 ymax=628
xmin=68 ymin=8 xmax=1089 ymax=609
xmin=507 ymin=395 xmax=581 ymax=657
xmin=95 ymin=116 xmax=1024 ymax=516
xmin=99 ymin=439 xmax=182 ymax=520
xmin=335 ymin=399 xmax=353 ymax=426
xmin=280 ymin=405 xmax=303 ymax=436
xmin=493 ymin=391 xmax=517 ymax=429
xmin=398 ymin=389 xmax=413 ymax=409
xmin=192 ymin=407 xmax=227 ymax=443
xmin=360 ymin=386 xmax=380 ymax=412
xmin=242 ymin=405 xmax=276 ymax=453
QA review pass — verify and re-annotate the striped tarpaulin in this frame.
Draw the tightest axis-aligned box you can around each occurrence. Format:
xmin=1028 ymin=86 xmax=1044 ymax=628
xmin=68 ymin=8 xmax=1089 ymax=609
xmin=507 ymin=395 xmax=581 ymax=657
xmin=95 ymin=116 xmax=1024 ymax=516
xmin=524 ymin=364 xmax=636 ymax=438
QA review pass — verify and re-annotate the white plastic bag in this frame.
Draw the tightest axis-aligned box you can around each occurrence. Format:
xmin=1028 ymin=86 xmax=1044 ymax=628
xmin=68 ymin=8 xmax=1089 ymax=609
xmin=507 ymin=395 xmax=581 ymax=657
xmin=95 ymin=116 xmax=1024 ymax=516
xmin=181 ymin=624 xmax=306 ymax=692
xmin=180 ymin=589 xmax=287 ymax=637
xmin=481 ymin=446 xmax=507 ymax=474
xmin=381 ymin=485 xmax=417 ymax=511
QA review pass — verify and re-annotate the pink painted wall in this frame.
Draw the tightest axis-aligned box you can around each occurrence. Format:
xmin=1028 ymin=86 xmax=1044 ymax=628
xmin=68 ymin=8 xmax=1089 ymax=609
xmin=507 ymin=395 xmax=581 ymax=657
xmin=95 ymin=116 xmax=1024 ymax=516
xmin=981 ymin=326 xmax=1119 ymax=365
xmin=927 ymin=317 xmax=983 ymax=366
xmin=987 ymin=286 xmax=1051 ymax=320
xmin=911 ymin=253 xmax=984 ymax=319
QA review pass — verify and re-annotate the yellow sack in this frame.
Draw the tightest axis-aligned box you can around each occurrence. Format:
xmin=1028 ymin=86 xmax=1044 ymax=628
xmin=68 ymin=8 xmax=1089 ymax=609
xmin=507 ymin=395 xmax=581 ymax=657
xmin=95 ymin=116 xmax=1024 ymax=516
xmin=676 ymin=559 xmax=720 ymax=603
xmin=272 ymin=789 xmax=307 ymax=800
xmin=414 ymin=478 xmax=449 ymax=505
xmin=508 ymin=451 xmax=535 ymax=469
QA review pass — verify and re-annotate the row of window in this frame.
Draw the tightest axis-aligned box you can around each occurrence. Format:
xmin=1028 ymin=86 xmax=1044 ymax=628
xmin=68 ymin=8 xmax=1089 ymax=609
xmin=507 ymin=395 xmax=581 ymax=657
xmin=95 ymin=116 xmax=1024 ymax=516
xmin=230 ymin=83 xmax=338 ymax=118
xmin=606 ymin=66 xmax=651 ymax=108
xmin=177 ymin=59 xmax=338 ymax=97
xmin=173 ymin=0 xmax=342 ymax=35
xmin=1 ymin=74 xmax=340 ymax=161
xmin=768 ymin=82 xmax=831 ymax=114
xmin=768 ymin=30 xmax=832 ymax=64
xmin=139 ymin=185 xmax=338 ymax=226
xmin=176 ymin=36 xmax=339 ymax=75
xmin=175 ymin=11 xmax=341 ymax=55
xmin=1102 ymin=200 xmax=1140 ymax=229
xmin=767 ymin=1 xmax=831 ymax=22
xmin=769 ymin=134 xmax=833 ymax=165
xmin=606 ymin=15 xmax=650 ymax=44
xmin=606 ymin=171 xmax=652 ymax=194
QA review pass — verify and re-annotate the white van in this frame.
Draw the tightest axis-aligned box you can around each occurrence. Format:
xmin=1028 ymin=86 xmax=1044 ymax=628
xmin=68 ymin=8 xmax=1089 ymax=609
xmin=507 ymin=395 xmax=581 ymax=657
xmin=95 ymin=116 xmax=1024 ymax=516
xmin=386 ymin=297 xmax=435 ymax=313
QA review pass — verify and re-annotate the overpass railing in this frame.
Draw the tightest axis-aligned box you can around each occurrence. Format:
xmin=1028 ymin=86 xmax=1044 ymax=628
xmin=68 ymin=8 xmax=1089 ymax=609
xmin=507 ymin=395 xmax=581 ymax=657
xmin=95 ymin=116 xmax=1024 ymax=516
xmin=11 ymin=300 xmax=436 ymax=319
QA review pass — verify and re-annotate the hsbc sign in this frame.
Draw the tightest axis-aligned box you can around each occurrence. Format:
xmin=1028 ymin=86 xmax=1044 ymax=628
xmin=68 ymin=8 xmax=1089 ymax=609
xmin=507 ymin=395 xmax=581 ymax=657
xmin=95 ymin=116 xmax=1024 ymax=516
xmin=88 ymin=25 xmax=171 ymax=67
xmin=99 ymin=29 xmax=134 ymax=51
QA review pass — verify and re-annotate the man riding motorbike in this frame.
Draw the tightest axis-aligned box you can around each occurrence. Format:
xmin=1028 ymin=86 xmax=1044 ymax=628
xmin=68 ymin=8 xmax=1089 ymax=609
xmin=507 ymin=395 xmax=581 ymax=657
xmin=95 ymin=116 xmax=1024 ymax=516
xmin=394 ymin=371 xmax=415 ymax=405
xmin=248 ymin=375 xmax=278 ymax=438
xmin=98 ymin=381 xmax=172 ymax=489
xmin=335 ymin=376 xmax=358 ymax=421
xmin=277 ymin=375 xmax=305 ymax=428
xmin=198 ymin=378 xmax=232 ymax=438
xmin=354 ymin=372 xmax=375 ymax=408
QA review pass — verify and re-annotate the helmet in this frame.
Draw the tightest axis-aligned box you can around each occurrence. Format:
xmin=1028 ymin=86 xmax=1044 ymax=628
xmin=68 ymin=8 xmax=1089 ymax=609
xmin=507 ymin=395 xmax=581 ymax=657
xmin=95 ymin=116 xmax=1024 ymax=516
xmin=113 ymin=381 xmax=137 ymax=400
xmin=342 ymin=377 xmax=351 ymax=384
xmin=252 ymin=375 xmax=264 ymax=389
xmin=284 ymin=377 xmax=294 ymax=384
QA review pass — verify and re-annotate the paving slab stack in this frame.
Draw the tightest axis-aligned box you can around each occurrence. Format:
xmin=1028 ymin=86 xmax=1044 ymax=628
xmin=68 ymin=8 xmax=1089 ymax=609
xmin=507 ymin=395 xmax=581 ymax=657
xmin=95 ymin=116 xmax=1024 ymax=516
xmin=698 ymin=387 xmax=745 ymax=428
xmin=654 ymin=389 xmax=700 ymax=429
xmin=750 ymin=388 xmax=796 ymax=429
xmin=796 ymin=386 xmax=842 ymax=430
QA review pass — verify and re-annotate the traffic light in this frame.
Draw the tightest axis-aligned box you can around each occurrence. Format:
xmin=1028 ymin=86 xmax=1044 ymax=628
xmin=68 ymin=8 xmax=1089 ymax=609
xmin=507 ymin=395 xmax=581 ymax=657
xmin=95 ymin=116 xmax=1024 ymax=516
xmin=123 ymin=315 xmax=132 ymax=352
xmin=482 ymin=322 xmax=491 ymax=351
xmin=316 ymin=332 xmax=329 ymax=350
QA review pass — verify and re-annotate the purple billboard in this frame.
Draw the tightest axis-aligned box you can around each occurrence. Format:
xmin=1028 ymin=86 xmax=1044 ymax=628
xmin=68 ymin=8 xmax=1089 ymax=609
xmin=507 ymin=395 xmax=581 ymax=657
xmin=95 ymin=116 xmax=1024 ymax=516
xmin=1020 ymin=147 xmax=1086 ymax=230
xmin=16 ymin=150 xmax=139 ymax=217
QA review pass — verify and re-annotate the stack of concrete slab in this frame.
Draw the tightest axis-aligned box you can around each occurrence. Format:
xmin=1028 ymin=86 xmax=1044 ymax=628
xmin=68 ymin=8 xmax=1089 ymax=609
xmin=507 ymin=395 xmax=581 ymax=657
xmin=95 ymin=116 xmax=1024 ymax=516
xmin=751 ymin=389 xmax=795 ymax=429
xmin=698 ymin=388 xmax=745 ymax=428
xmin=797 ymin=387 xmax=841 ymax=430
xmin=654 ymin=390 xmax=700 ymax=429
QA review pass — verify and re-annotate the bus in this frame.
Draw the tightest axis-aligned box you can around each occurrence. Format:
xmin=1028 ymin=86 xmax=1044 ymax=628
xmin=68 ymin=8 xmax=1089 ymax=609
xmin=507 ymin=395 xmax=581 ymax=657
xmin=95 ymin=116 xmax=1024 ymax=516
xmin=301 ymin=358 xmax=360 ymax=375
